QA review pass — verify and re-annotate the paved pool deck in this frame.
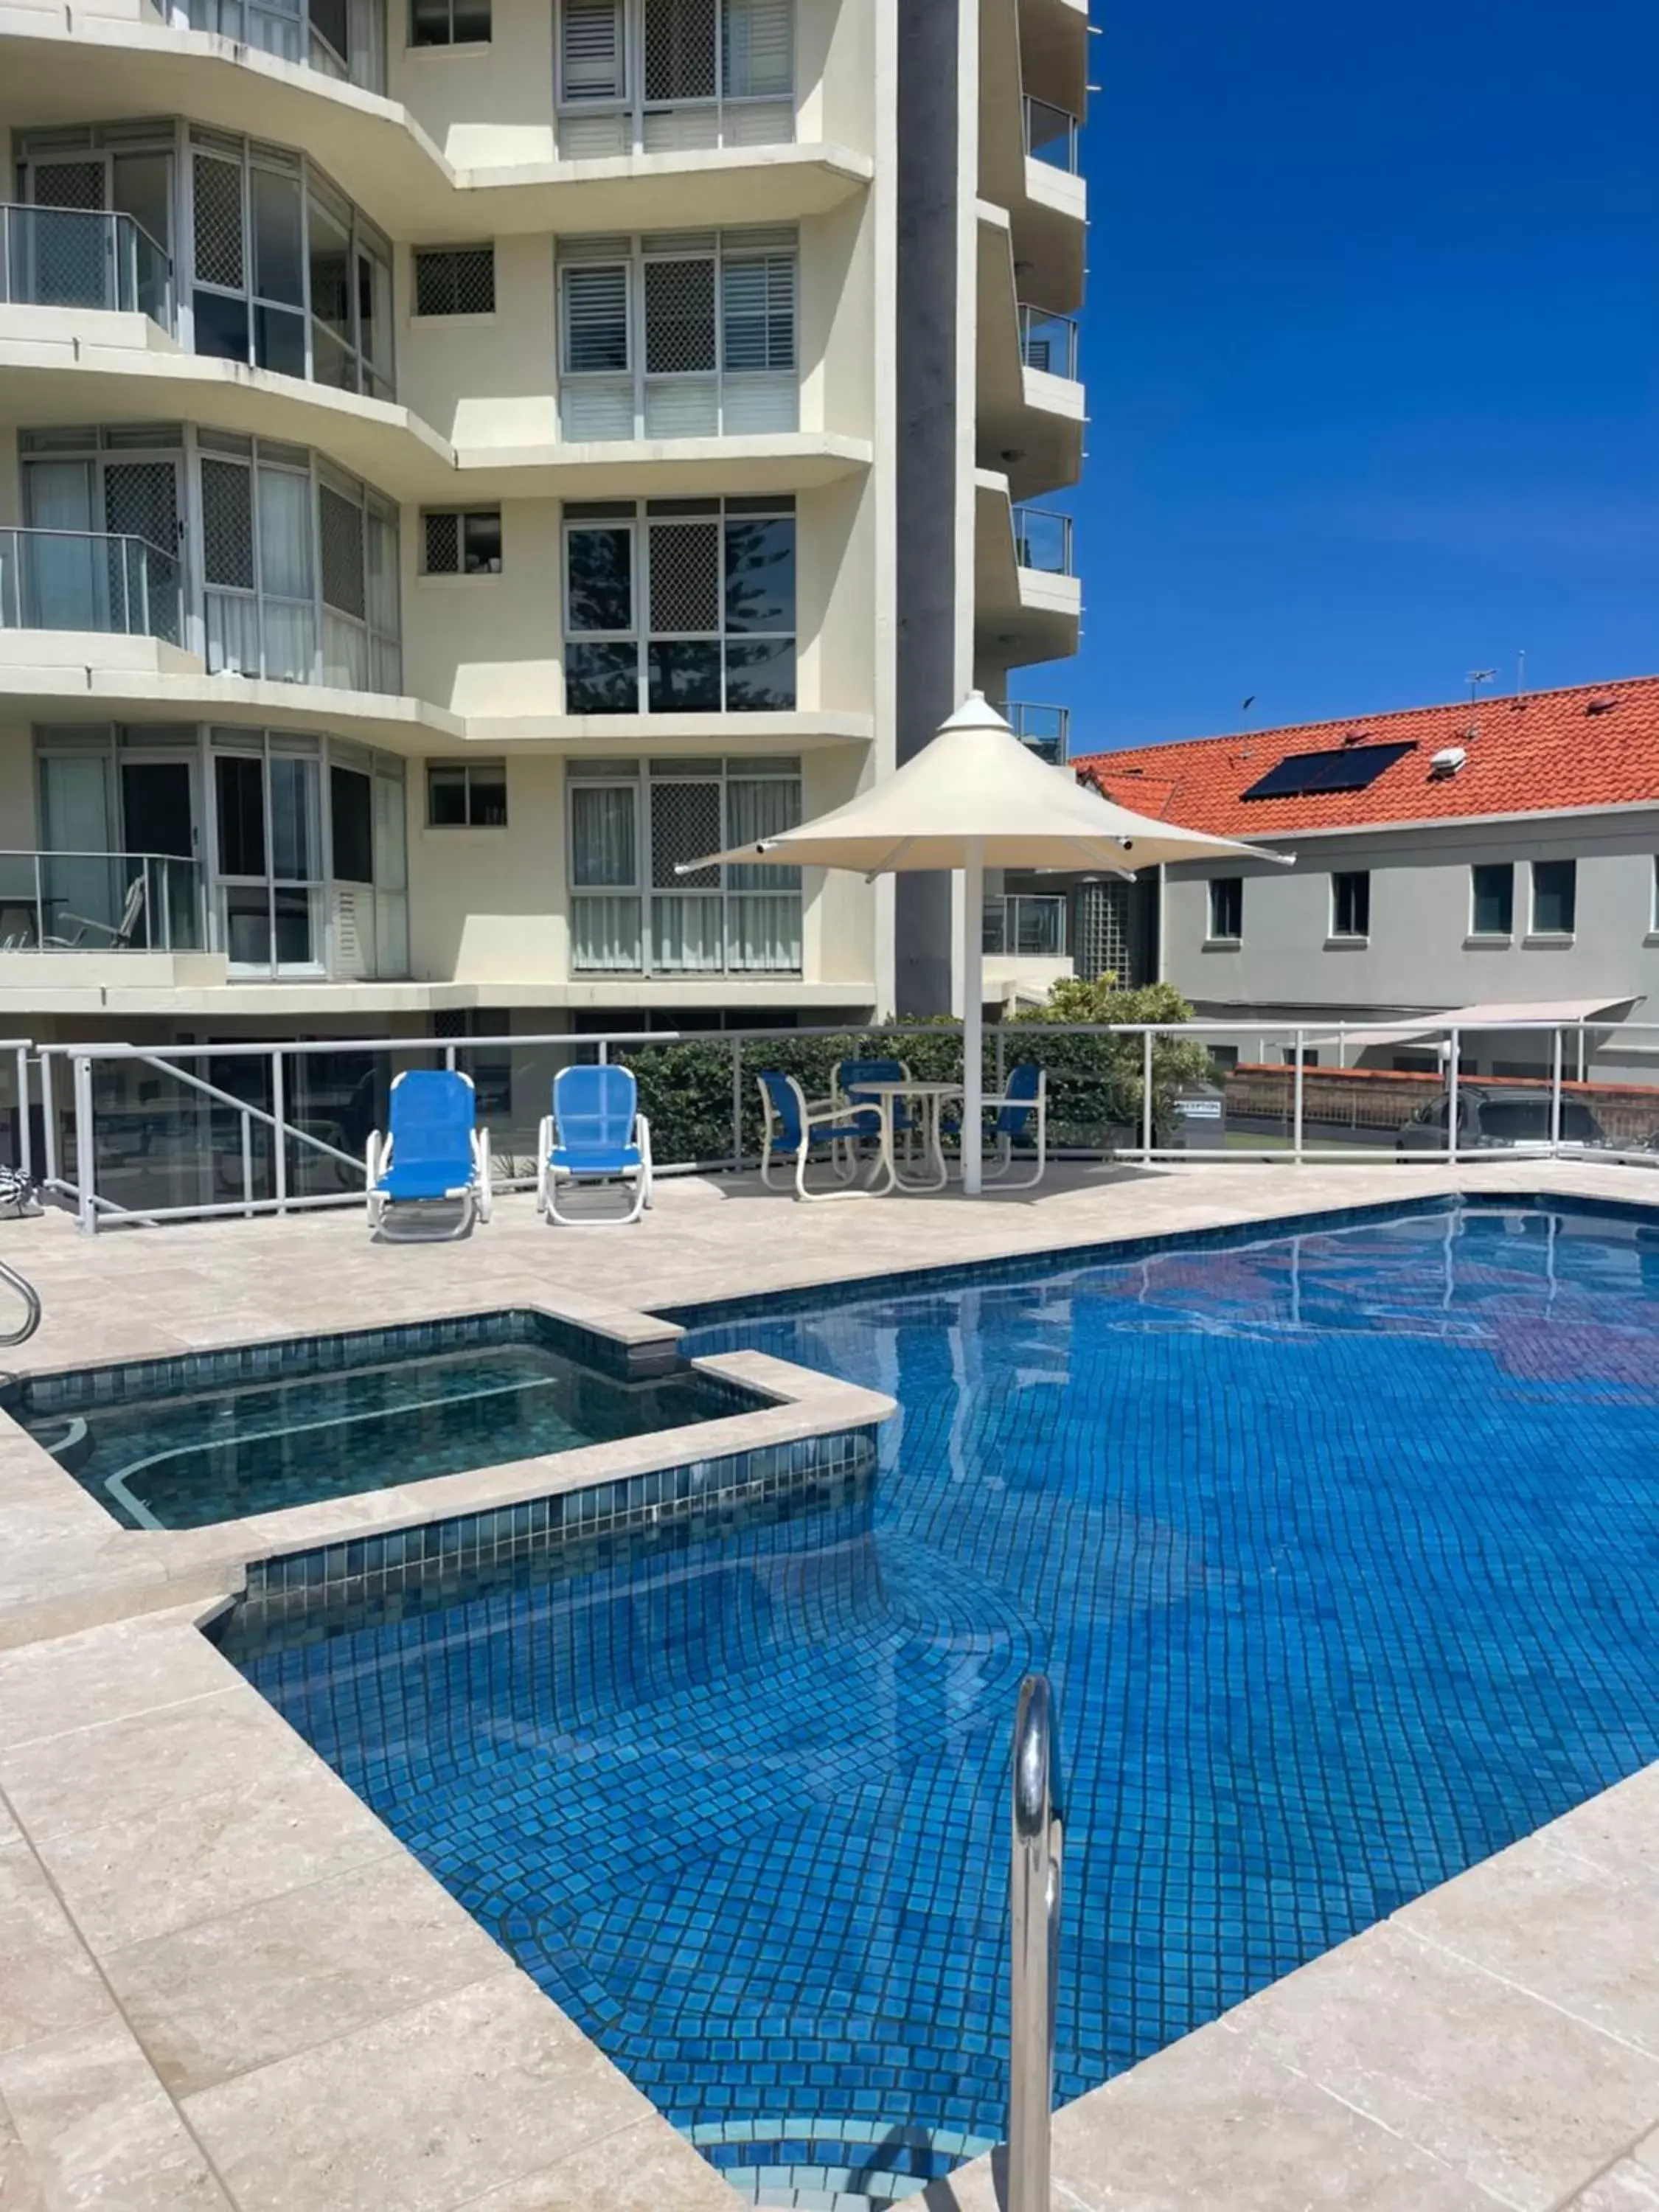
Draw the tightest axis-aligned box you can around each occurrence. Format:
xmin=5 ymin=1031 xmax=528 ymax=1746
xmin=2 ymin=1157 xmax=1659 ymax=2211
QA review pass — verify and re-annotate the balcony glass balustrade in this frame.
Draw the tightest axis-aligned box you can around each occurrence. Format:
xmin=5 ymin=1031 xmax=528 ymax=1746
xmin=1012 ymin=505 xmax=1075 ymax=575
xmin=983 ymin=894 xmax=1068 ymax=960
xmin=1023 ymin=98 xmax=1081 ymax=175
xmin=1017 ymin=306 xmax=1078 ymax=380
xmin=0 ymin=529 xmax=184 ymax=646
xmin=0 ymin=205 xmax=174 ymax=330
xmin=997 ymin=703 xmax=1070 ymax=764
xmin=0 ymin=851 xmax=204 ymax=953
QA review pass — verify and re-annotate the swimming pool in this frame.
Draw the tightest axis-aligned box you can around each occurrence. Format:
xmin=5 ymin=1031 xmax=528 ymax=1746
xmin=223 ymin=1198 xmax=1659 ymax=2202
xmin=14 ymin=1309 xmax=742 ymax=1530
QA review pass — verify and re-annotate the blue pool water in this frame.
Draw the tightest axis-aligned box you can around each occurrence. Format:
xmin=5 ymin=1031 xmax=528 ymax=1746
xmin=226 ymin=1199 xmax=1659 ymax=2191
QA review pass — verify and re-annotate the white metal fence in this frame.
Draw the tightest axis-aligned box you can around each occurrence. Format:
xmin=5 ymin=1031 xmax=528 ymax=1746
xmin=9 ymin=1018 xmax=1659 ymax=1234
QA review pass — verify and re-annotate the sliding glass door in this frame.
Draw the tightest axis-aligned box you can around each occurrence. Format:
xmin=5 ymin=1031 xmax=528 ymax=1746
xmin=213 ymin=738 xmax=323 ymax=973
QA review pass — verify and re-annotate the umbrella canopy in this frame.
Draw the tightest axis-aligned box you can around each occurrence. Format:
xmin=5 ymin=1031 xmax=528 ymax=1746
xmin=684 ymin=692 xmax=1290 ymax=1192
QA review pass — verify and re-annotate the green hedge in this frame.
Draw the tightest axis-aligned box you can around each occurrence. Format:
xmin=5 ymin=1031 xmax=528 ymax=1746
xmin=613 ymin=979 xmax=1218 ymax=1167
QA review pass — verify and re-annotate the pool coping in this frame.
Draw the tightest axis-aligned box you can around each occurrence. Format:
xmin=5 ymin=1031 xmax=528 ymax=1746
xmin=4 ymin=1164 xmax=1659 ymax=2212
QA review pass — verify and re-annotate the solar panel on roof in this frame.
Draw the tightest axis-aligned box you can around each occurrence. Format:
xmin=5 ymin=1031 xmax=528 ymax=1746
xmin=1241 ymin=742 xmax=1415 ymax=801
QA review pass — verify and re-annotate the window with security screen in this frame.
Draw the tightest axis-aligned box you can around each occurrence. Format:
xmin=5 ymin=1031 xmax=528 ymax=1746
xmin=563 ymin=496 xmax=795 ymax=715
xmin=557 ymin=229 xmax=797 ymax=439
xmin=412 ymin=246 xmax=495 ymax=318
xmin=422 ymin=509 xmax=502 ymax=575
xmin=556 ymin=0 xmax=793 ymax=157
xmin=566 ymin=754 xmax=802 ymax=974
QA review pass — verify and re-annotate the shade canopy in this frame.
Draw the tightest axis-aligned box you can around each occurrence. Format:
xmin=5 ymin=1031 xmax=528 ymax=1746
xmin=686 ymin=692 xmax=1288 ymax=877
xmin=684 ymin=692 xmax=1290 ymax=1194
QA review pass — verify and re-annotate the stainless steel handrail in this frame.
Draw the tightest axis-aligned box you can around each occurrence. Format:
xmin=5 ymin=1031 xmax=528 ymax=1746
xmin=0 ymin=1256 xmax=41 ymax=1348
xmin=1009 ymin=1672 xmax=1063 ymax=2212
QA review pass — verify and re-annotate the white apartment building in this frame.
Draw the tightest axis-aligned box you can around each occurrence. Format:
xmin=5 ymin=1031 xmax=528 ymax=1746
xmin=0 ymin=0 xmax=1088 ymax=1062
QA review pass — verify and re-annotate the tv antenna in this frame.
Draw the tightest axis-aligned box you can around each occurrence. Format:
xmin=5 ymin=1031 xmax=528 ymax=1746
xmin=1467 ymin=668 xmax=1496 ymax=703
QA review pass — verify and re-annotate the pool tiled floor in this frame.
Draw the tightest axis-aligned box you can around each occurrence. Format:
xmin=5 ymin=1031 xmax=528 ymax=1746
xmin=1 ymin=1158 xmax=1658 ymax=2210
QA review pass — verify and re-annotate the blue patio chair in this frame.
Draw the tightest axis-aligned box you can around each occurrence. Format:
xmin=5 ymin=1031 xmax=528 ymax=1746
xmin=835 ymin=1056 xmax=918 ymax=1163
xmin=364 ymin=1068 xmax=492 ymax=1240
xmin=757 ymin=1072 xmax=872 ymax=1201
xmin=943 ymin=1062 xmax=1050 ymax=1190
xmin=538 ymin=1063 xmax=653 ymax=1225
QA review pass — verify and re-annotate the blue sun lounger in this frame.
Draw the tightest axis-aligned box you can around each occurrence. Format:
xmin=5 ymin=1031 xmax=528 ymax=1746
xmin=538 ymin=1063 xmax=653 ymax=1225
xmin=365 ymin=1068 xmax=493 ymax=1239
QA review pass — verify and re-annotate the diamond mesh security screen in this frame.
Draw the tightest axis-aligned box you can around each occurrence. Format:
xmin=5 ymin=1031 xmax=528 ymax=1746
xmin=200 ymin=459 xmax=255 ymax=589
xmin=413 ymin=246 xmax=495 ymax=316
xmin=648 ymin=521 xmax=720 ymax=633
xmin=644 ymin=0 xmax=717 ymax=100
xmin=102 ymin=462 xmax=178 ymax=553
xmin=31 ymin=161 xmax=105 ymax=210
xmin=644 ymin=257 xmax=716 ymax=373
xmin=651 ymin=779 xmax=721 ymax=888
xmin=192 ymin=154 xmax=245 ymax=289
xmin=319 ymin=485 xmax=365 ymax=617
xmin=423 ymin=512 xmax=460 ymax=574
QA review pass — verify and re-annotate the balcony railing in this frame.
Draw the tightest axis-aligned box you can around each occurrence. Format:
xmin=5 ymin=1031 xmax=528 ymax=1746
xmin=0 ymin=851 xmax=205 ymax=953
xmin=0 ymin=529 xmax=184 ymax=646
xmin=998 ymin=703 xmax=1071 ymax=763
xmin=184 ymin=0 xmax=386 ymax=93
xmin=0 ymin=204 xmax=174 ymax=330
xmin=1012 ymin=505 xmax=1075 ymax=576
xmin=1024 ymin=97 xmax=1081 ymax=175
xmin=571 ymin=891 xmax=802 ymax=975
xmin=1018 ymin=306 xmax=1079 ymax=380
xmin=984 ymin=895 xmax=1068 ymax=960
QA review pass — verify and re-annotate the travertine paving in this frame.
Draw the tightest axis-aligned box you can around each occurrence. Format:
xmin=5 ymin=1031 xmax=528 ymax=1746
xmin=1 ymin=1158 xmax=1656 ymax=2211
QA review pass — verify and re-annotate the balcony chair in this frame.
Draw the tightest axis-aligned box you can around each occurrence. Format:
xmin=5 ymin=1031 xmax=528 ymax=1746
xmin=48 ymin=875 xmax=148 ymax=950
xmin=756 ymin=1071 xmax=874 ymax=1200
xmin=365 ymin=1068 xmax=492 ymax=1240
xmin=538 ymin=1063 xmax=653 ymax=1225
xmin=946 ymin=1062 xmax=1050 ymax=1191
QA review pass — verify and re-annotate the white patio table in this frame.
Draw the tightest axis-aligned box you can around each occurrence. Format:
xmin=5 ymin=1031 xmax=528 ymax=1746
xmin=846 ymin=1079 xmax=964 ymax=1196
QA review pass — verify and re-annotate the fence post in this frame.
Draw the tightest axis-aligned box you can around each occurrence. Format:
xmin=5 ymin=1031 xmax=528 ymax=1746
xmin=13 ymin=1046 xmax=30 ymax=1184
xmin=1141 ymin=1029 xmax=1154 ymax=1158
xmin=995 ymin=1027 xmax=1006 ymax=1099
xmin=72 ymin=1055 xmax=97 ymax=1235
xmin=731 ymin=1038 xmax=744 ymax=1172
xmin=1292 ymin=1031 xmax=1305 ymax=1164
xmin=1447 ymin=1029 xmax=1461 ymax=1166
xmin=443 ymin=1042 xmax=457 ymax=1072
xmin=32 ymin=852 xmax=42 ymax=947
xmin=40 ymin=1052 xmax=57 ymax=1189
xmin=1549 ymin=1029 xmax=1563 ymax=1156
xmin=272 ymin=1047 xmax=288 ymax=1214
xmin=240 ymin=1109 xmax=254 ymax=1220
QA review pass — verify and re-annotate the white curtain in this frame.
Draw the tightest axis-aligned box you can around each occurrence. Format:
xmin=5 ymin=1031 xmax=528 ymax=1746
xmin=725 ymin=774 xmax=799 ymax=888
xmin=723 ymin=0 xmax=791 ymax=96
xmin=22 ymin=462 xmax=100 ymax=631
xmin=570 ymin=783 xmax=637 ymax=886
xmin=571 ymin=894 xmax=643 ymax=971
xmin=257 ymin=467 xmax=312 ymax=598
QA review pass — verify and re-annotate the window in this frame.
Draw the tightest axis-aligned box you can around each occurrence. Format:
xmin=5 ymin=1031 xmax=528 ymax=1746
xmin=556 ymin=0 xmax=794 ymax=158
xmin=177 ymin=0 xmax=387 ymax=93
xmin=422 ymin=508 xmax=502 ymax=575
xmin=1279 ymin=1046 xmax=1319 ymax=1068
xmin=1330 ymin=869 xmax=1370 ymax=939
xmin=1208 ymin=876 xmax=1242 ymax=942
xmin=412 ymin=245 xmax=495 ymax=316
xmin=427 ymin=759 xmax=507 ymax=827
xmin=410 ymin=0 xmax=490 ymax=41
xmin=557 ymin=230 xmax=797 ymax=439
xmin=187 ymin=130 xmax=393 ymax=400
xmin=1471 ymin=861 xmax=1514 ymax=937
xmin=1531 ymin=858 xmax=1576 ymax=936
xmin=563 ymin=496 xmax=796 ymax=714
xmin=567 ymin=754 xmax=801 ymax=973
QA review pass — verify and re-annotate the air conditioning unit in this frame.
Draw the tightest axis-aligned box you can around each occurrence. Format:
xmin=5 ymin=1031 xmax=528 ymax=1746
xmin=1429 ymin=745 xmax=1467 ymax=777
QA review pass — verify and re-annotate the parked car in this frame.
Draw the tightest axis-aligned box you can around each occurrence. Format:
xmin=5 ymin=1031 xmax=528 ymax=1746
xmin=1397 ymin=1086 xmax=1610 ymax=1154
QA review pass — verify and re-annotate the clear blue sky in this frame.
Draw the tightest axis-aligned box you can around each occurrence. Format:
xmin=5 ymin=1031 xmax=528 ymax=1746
xmin=1051 ymin=0 xmax=1659 ymax=752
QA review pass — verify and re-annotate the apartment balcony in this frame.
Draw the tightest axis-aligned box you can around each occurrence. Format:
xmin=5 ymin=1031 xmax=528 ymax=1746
xmin=981 ymin=891 xmax=1073 ymax=1005
xmin=978 ymin=0 xmax=1088 ymax=315
xmin=0 ymin=846 xmax=230 ymax=998
xmin=0 ymin=528 xmax=184 ymax=647
xmin=975 ymin=206 xmax=1084 ymax=499
xmin=0 ymin=205 xmax=176 ymax=333
xmin=998 ymin=701 xmax=1070 ymax=764
xmin=571 ymin=890 xmax=803 ymax=978
xmin=975 ymin=475 xmax=1080 ymax=667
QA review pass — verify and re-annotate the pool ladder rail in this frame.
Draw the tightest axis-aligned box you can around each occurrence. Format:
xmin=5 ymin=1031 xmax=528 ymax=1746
xmin=0 ymin=1256 xmax=40 ymax=1348
xmin=1009 ymin=1672 xmax=1064 ymax=2212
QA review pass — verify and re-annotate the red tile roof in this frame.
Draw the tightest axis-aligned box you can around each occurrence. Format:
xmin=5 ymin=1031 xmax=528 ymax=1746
xmin=1072 ymin=675 xmax=1659 ymax=838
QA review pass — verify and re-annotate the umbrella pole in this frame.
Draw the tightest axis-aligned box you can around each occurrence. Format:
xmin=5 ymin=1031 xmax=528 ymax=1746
xmin=961 ymin=839 xmax=984 ymax=1196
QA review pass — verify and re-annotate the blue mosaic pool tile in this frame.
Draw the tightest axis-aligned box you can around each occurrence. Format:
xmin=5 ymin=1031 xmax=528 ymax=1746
xmin=228 ymin=1198 xmax=1659 ymax=2173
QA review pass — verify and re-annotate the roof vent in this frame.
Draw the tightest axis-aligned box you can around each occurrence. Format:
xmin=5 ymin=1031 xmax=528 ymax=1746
xmin=1586 ymin=697 xmax=1618 ymax=715
xmin=1429 ymin=745 xmax=1467 ymax=778
xmin=1339 ymin=730 xmax=1370 ymax=748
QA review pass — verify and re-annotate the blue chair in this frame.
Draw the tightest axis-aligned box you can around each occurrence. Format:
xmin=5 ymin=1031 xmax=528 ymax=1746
xmin=538 ymin=1064 xmax=653 ymax=1225
xmin=757 ymin=1072 xmax=872 ymax=1200
xmin=983 ymin=1062 xmax=1049 ymax=1189
xmin=365 ymin=1068 xmax=492 ymax=1239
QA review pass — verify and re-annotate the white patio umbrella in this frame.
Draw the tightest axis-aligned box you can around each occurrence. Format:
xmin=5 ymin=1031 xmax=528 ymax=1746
xmin=684 ymin=692 xmax=1290 ymax=1192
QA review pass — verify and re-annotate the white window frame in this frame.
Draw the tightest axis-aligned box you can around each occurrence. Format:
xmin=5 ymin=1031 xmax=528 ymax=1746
xmin=557 ymin=229 xmax=797 ymax=441
xmin=561 ymin=496 xmax=796 ymax=715
xmin=1528 ymin=857 xmax=1577 ymax=939
xmin=1469 ymin=860 xmax=1515 ymax=939
xmin=554 ymin=0 xmax=796 ymax=156
xmin=1207 ymin=875 xmax=1242 ymax=944
xmin=566 ymin=755 xmax=801 ymax=975
xmin=1329 ymin=869 xmax=1369 ymax=942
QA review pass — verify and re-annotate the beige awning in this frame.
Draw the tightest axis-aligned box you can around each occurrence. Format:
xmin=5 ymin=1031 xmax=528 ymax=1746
xmin=1307 ymin=996 xmax=1644 ymax=1051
